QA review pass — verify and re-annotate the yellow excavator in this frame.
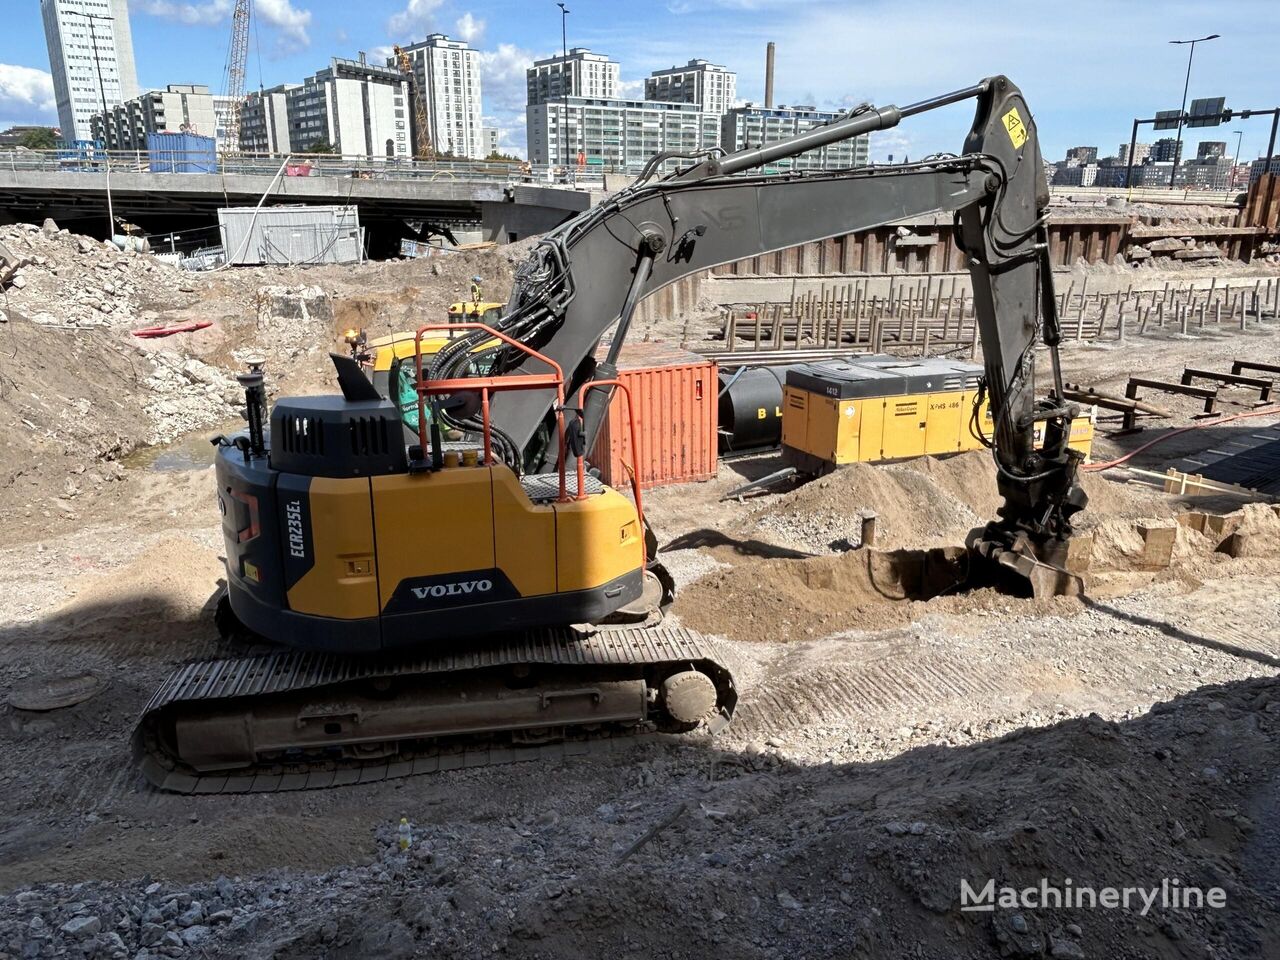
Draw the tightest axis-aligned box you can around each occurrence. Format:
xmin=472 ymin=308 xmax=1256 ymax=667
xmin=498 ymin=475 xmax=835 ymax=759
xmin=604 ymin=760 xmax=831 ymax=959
xmin=135 ymin=76 xmax=1088 ymax=792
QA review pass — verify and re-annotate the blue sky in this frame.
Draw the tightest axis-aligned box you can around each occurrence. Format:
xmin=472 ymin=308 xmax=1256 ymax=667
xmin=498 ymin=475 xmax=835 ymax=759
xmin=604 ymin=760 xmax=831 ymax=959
xmin=2 ymin=0 xmax=1278 ymax=162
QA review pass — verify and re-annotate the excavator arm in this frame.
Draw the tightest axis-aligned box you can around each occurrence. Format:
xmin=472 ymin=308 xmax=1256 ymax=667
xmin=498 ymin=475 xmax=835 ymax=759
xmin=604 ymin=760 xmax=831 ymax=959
xmin=434 ymin=76 xmax=1086 ymax=592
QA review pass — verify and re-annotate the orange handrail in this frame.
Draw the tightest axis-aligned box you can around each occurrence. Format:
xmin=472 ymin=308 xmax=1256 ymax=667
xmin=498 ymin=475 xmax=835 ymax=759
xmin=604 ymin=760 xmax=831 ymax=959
xmin=413 ymin=322 xmax=570 ymax=501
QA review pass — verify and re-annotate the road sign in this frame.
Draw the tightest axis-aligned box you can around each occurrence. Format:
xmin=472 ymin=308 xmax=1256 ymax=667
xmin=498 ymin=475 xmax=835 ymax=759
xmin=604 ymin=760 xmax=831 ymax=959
xmin=1188 ymin=97 xmax=1227 ymax=128
xmin=1153 ymin=110 xmax=1182 ymax=131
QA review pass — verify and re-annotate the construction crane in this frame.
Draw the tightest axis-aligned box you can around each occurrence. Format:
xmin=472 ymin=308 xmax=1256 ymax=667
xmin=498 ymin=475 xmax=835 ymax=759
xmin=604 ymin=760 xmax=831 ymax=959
xmin=393 ymin=44 xmax=435 ymax=161
xmin=222 ymin=0 xmax=251 ymax=154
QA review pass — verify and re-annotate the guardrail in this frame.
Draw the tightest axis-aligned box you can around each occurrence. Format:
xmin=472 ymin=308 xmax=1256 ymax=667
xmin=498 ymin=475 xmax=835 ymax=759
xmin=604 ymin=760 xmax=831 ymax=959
xmin=0 ymin=148 xmax=607 ymax=189
xmin=1050 ymin=184 xmax=1246 ymax=205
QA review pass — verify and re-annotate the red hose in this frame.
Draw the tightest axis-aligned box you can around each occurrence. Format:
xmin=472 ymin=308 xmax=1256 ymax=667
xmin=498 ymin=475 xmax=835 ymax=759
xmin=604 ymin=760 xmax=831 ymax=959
xmin=131 ymin=320 xmax=212 ymax=338
xmin=1082 ymin=404 xmax=1280 ymax=472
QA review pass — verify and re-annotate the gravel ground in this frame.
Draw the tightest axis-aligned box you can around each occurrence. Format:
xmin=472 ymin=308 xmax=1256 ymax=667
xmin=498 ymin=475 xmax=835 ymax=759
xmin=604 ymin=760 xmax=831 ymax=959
xmin=2 ymin=232 xmax=1280 ymax=959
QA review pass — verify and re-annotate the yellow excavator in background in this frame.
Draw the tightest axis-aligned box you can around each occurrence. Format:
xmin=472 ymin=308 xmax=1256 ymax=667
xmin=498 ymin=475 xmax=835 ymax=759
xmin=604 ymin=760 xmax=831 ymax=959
xmin=135 ymin=76 xmax=1088 ymax=793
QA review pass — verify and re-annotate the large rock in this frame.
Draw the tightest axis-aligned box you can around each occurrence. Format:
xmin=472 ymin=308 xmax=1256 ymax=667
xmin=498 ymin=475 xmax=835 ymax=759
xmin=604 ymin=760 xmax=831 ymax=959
xmin=60 ymin=915 xmax=102 ymax=937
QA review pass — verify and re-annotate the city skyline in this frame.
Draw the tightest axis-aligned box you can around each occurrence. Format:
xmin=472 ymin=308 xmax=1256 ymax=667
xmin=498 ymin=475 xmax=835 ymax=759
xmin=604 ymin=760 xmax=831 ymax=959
xmin=1 ymin=0 xmax=1277 ymax=163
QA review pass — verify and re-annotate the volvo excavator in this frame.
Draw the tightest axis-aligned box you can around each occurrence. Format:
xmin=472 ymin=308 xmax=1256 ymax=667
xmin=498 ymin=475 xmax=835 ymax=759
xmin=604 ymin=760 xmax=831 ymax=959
xmin=134 ymin=76 xmax=1088 ymax=793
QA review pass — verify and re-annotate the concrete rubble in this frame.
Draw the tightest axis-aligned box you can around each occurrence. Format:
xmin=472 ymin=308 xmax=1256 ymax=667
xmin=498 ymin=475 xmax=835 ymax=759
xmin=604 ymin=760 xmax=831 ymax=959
xmin=0 ymin=223 xmax=200 ymax=329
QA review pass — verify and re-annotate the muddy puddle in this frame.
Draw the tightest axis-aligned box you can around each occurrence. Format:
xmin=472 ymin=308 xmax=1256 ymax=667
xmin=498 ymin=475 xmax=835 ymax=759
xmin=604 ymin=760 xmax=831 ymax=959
xmin=123 ymin=419 xmax=243 ymax=472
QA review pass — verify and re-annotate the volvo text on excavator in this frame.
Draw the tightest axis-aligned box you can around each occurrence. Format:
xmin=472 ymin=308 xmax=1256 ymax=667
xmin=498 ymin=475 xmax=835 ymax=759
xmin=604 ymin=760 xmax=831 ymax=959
xmin=135 ymin=76 xmax=1087 ymax=793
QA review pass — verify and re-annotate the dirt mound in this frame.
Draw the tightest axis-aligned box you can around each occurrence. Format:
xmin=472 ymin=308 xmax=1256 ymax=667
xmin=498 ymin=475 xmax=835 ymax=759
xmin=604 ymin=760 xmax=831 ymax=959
xmin=1077 ymin=470 xmax=1180 ymax=523
xmin=746 ymin=450 xmax=1194 ymax=557
xmin=748 ymin=451 xmax=1001 ymax=552
xmin=676 ymin=547 xmax=914 ymax=641
xmin=0 ymin=219 xmax=552 ymax=541
xmin=672 ymin=543 xmax=1065 ymax=642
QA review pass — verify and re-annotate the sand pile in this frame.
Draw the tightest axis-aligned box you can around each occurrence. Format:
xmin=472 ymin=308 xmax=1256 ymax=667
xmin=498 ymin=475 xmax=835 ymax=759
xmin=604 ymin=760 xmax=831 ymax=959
xmin=748 ymin=452 xmax=1002 ymax=552
xmin=747 ymin=449 xmax=1199 ymax=557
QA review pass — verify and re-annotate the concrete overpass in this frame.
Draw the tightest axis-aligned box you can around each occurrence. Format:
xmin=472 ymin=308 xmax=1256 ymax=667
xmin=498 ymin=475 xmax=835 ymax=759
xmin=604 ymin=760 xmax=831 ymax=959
xmin=0 ymin=167 xmax=600 ymax=250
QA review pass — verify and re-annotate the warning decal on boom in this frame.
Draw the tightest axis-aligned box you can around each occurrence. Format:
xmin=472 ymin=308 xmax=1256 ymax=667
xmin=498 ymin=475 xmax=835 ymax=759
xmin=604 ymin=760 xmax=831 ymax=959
xmin=1002 ymin=107 xmax=1028 ymax=148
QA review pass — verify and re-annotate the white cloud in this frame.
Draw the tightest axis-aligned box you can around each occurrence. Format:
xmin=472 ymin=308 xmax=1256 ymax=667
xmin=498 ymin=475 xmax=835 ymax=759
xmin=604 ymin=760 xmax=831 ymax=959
xmin=134 ymin=0 xmax=231 ymax=25
xmin=136 ymin=0 xmax=310 ymax=47
xmin=618 ymin=78 xmax=644 ymax=99
xmin=0 ymin=64 xmax=57 ymax=123
xmin=477 ymin=43 xmax=537 ymax=113
xmin=455 ymin=12 xmax=485 ymax=43
xmin=387 ymin=0 xmax=444 ymax=38
xmin=256 ymin=0 xmax=312 ymax=46
xmin=476 ymin=44 xmax=541 ymax=157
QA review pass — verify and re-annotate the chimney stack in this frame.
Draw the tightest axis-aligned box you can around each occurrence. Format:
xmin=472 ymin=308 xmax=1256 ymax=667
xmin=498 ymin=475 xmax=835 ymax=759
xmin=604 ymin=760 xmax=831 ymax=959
xmin=764 ymin=42 xmax=775 ymax=108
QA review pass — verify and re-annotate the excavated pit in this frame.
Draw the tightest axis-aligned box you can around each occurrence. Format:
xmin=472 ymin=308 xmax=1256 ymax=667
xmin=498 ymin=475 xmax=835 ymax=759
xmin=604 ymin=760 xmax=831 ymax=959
xmin=673 ymin=450 xmax=1280 ymax=644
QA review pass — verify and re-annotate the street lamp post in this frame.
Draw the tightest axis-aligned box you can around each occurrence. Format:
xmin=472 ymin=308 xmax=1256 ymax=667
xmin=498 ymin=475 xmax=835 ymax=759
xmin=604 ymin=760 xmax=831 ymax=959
xmin=1168 ymin=33 xmax=1220 ymax=188
xmin=68 ymin=8 xmax=116 ymax=238
xmin=557 ymin=2 xmax=570 ymax=176
xmin=1232 ymin=130 xmax=1244 ymax=191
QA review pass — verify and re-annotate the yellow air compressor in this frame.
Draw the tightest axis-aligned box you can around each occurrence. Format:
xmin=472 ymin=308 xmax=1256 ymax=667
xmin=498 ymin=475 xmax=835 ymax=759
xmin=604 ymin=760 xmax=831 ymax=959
xmin=780 ymin=356 xmax=1093 ymax=475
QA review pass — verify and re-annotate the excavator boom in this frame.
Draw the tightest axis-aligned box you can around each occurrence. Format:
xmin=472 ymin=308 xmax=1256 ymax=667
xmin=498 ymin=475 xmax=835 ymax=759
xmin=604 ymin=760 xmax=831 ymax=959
xmin=435 ymin=76 xmax=1085 ymax=580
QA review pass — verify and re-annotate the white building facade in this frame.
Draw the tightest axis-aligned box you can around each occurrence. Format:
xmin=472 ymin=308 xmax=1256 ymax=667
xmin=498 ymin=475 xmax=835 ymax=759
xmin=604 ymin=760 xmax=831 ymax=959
xmin=720 ymin=105 xmax=870 ymax=172
xmin=89 ymin=83 xmax=217 ymax=150
xmin=286 ymin=57 xmax=411 ymax=159
xmin=645 ymin=60 xmax=736 ymax=117
xmin=41 ymin=0 xmax=139 ymax=143
xmin=527 ymin=49 xmax=619 ymax=106
xmin=527 ymin=97 xmax=719 ymax=173
xmin=240 ymin=84 xmax=297 ymax=154
xmin=391 ymin=35 xmax=484 ymax=160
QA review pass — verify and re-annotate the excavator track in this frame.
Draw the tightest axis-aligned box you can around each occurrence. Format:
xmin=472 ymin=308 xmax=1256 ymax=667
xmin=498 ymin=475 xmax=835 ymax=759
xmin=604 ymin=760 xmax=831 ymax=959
xmin=133 ymin=625 xmax=736 ymax=794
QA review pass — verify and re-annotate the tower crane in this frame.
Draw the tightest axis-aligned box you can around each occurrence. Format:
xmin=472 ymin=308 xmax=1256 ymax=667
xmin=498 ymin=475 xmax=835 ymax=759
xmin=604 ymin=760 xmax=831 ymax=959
xmin=394 ymin=44 xmax=435 ymax=161
xmin=222 ymin=0 xmax=251 ymax=154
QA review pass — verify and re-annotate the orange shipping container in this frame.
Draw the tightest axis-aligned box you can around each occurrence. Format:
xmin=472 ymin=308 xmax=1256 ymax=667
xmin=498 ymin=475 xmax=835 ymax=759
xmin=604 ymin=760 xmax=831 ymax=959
xmin=590 ymin=342 xmax=718 ymax=490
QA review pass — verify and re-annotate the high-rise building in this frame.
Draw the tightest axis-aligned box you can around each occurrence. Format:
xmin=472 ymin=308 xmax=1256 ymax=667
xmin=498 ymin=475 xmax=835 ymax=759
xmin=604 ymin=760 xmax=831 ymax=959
xmin=1196 ymin=140 xmax=1227 ymax=160
xmin=527 ymin=49 xmax=619 ymax=106
xmin=1118 ymin=142 xmax=1151 ymax=165
xmin=527 ymin=97 xmax=719 ymax=173
xmin=645 ymin=59 xmax=736 ymax=116
xmin=286 ymin=56 xmax=411 ymax=159
xmin=1065 ymin=146 xmax=1098 ymax=163
xmin=1151 ymin=138 xmax=1182 ymax=164
xmin=41 ymin=0 xmax=139 ymax=143
xmin=240 ymin=84 xmax=298 ymax=154
xmin=482 ymin=126 xmax=500 ymax=156
xmin=390 ymin=35 xmax=483 ymax=160
xmin=720 ymin=104 xmax=869 ymax=172
xmin=89 ymin=84 xmax=218 ymax=151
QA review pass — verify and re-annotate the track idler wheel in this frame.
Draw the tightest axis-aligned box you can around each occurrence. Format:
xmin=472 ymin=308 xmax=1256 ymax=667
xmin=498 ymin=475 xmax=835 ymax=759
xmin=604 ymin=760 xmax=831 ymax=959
xmin=661 ymin=670 xmax=719 ymax=726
